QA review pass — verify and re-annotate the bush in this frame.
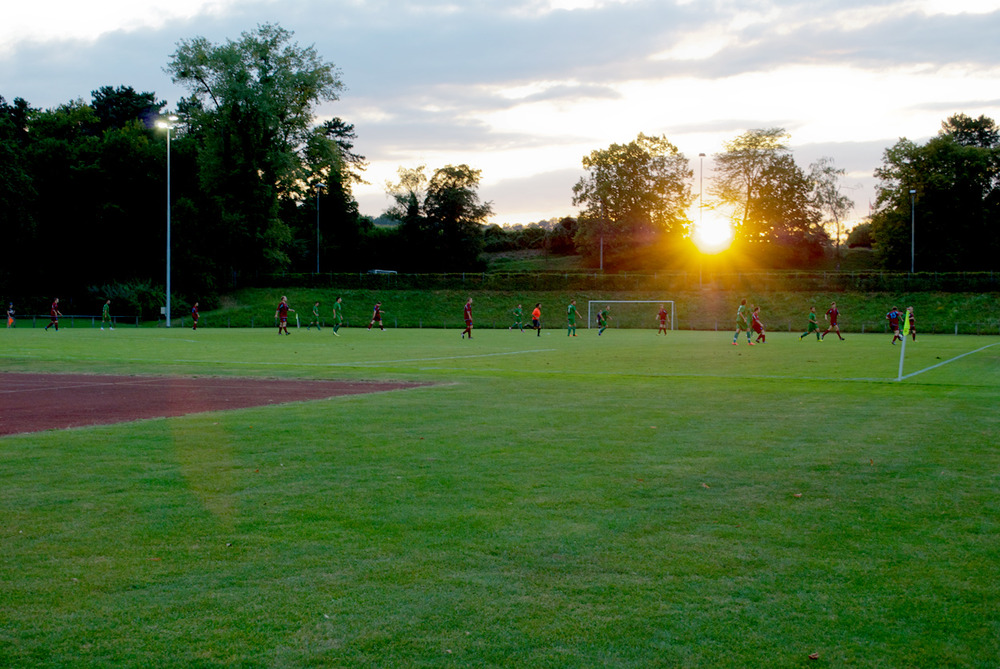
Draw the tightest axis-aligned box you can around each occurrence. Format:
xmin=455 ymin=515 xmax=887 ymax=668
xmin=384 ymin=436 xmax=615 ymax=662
xmin=87 ymin=280 xmax=166 ymax=320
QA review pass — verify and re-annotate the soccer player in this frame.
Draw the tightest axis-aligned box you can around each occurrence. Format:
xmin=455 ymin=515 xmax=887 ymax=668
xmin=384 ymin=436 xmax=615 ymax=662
xmin=799 ymin=306 xmax=820 ymax=340
xmin=44 ymin=298 xmax=61 ymax=331
xmin=331 ymin=297 xmax=344 ymax=336
xmin=191 ymin=302 xmax=199 ymax=330
xmin=886 ymin=306 xmax=902 ymax=345
xmin=7 ymin=302 xmax=14 ymax=328
xmin=462 ymin=297 xmax=474 ymax=339
xmin=821 ymin=301 xmax=845 ymax=340
xmin=368 ymin=301 xmax=385 ymax=331
xmin=275 ymin=296 xmax=294 ymax=335
xmin=566 ymin=300 xmax=579 ymax=337
xmin=906 ymin=306 xmax=917 ymax=342
xmin=657 ymin=305 xmax=669 ymax=335
xmin=597 ymin=305 xmax=611 ymax=336
xmin=732 ymin=298 xmax=752 ymax=345
xmin=307 ymin=301 xmax=322 ymax=330
xmin=751 ymin=306 xmax=765 ymax=344
xmin=509 ymin=304 xmax=524 ymax=332
xmin=531 ymin=303 xmax=541 ymax=337
xmin=101 ymin=299 xmax=113 ymax=331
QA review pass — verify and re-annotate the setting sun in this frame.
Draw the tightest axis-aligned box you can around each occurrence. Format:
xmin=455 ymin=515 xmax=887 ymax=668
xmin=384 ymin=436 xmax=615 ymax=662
xmin=692 ymin=212 xmax=734 ymax=254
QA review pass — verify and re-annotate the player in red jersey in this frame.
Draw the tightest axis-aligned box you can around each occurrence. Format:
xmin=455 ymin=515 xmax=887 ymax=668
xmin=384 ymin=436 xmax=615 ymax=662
xmin=44 ymin=298 xmax=62 ymax=331
xmin=275 ymin=296 xmax=294 ymax=335
xmin=751 ymin=306 xmax=765 ymax=343
xmin=461 ymin=297 xmax=473 ymax=339
xmin=821 ymin=301 xmax=845 ymax=340
xmin=886 ymin=306 xmax=902 ymax=345
xmin=191 ymin=302 xmax=199 ymax=330
xmin=657 ymin=305 xmax=669 ymax=335
xmin=531 ymin=303 xmax=541 ymax=337
xmin=368 ymin=302 xmax=385 ymax=331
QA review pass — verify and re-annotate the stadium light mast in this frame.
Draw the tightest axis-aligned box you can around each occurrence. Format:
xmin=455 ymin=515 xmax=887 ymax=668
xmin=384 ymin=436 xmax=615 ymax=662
xmin=699 ymin=153 xmax=706 ymax=288
xmin=315 ymin=183 xmax=326 ymax=274
xmin=156 ymin=115 xmax=179 ymax=327
xmin=909 ymin=189 xmax=917 ymax=273
xmin=699 ymin=153 xmax=706 ymax=226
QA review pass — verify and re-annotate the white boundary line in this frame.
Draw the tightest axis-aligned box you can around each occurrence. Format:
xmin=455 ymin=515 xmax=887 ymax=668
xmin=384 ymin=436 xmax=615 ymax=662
xmin=898 ymin=342 xmax=1000 ymax=381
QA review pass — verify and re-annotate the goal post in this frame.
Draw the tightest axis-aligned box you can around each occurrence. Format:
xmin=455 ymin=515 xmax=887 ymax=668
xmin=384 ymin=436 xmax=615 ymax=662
xmin=587 ymin=301 xmax=675 ymax=330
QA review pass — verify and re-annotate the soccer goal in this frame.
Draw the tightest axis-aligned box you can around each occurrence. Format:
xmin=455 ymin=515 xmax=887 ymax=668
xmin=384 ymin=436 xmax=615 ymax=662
xmin=587 ymin=301 xmax=675 ymax=330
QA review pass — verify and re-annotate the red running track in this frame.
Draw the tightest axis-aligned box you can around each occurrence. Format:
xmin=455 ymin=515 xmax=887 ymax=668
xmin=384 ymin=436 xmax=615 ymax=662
xmin=0 ymin=373 xmax=425 ymax=437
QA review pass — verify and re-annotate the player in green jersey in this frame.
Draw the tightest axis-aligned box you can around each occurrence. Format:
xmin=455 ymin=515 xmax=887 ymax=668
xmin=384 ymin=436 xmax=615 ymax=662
xmin=732 ymin=298 xmax=752 ymax=345
xmin=331 ymin=297 xmax=343 ymax=336
xmin=101 ymin=299 xmax=113 ymax=330
xmin=509 ymin=304 xmax=524 ymax=331
xmin=799 ymin=306 xmax=820 ymax=340
xmin=566 ymin=300 xmax=579 ymax=336
xmin=307 ymin=301 xmax=322 ymax=330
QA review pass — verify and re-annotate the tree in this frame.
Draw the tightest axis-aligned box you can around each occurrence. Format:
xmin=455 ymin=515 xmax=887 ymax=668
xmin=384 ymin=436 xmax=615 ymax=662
xmin=847 ymin=222 xmax=873 ymax=248
xmin=941 ymin=113 xmax=1000 ymax=148
xmin=809 ymin=157 xmax=854 ymax=267
xmin=166 ymin=23 xmax=345 ymax=280
xmin=712 ymin=128 xmax=830 ymax=266
xmin=297 ymin=118 xmax=368 ymax=272
xmin=711 ymin=127 xmax=789 ymax=241
xmin=572 ymin=133 xmax=692 ymax=268
xmin=0 ymin=97 xmax=38 ymax=290
xmin=91 ymin=86 xmax=165 ymax=131
xmin=871 ymin=114 xmax=1000 ymax=270
xmin=748 ymin=155 xmax=828 ymax=265
xmin=382 ymin=164 xmax=492 ymax=271
xmin=385 ymin=165 xmax=428 ymax=228
xmin=548 ymin=217 xmax=578 ymax=254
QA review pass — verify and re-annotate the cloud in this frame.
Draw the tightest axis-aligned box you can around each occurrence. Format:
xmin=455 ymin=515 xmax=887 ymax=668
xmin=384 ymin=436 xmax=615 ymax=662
xmin=481 ymin=168 xmax=585 ymax=219
xmin=3 ymin=0 xmax=999 ymax=223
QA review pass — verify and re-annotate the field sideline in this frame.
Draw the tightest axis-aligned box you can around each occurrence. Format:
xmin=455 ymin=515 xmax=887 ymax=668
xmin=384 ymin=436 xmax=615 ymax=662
xmin=2 ymin=327 xmax=999 ymax=668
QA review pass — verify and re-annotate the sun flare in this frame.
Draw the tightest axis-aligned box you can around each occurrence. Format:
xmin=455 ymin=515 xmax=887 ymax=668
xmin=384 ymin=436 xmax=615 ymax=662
xmin=692 ymin=213 xmax=734 ymax=254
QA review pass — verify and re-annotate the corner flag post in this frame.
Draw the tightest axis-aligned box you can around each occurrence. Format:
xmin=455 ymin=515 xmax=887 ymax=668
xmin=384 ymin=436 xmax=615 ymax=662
xmin=897 ymin=311 xmax=911 ymax=381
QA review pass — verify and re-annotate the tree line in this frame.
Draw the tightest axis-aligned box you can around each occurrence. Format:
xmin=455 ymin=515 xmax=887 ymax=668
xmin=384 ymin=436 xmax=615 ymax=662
xmin=2 ymin=23 xmax=997 ymax=316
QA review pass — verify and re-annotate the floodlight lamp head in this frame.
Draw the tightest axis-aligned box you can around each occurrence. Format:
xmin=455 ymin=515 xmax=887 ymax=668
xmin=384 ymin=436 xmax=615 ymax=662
xmin=909 ymin=189 xmax=916 ymax=194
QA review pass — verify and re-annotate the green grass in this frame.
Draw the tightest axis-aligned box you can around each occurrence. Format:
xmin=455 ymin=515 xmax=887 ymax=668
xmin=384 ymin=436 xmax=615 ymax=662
xmin=482 ymin=250 xmax=585 ymax=272
xmin=2 ymin=327 xmax=999 ymax=668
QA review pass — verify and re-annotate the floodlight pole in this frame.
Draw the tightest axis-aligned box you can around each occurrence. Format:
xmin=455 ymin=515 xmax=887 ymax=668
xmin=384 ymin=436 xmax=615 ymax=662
xmin=909 ymin=189 xmax=916 ymax=273
xmin=699 ymin=153 xmax=705 ymax=225
xmin=158 ymin=117 xmax=178 ymax=326
xmin=599 ymin=200 xmax=607 ymax=272
xmin=315 ymin=183 xmax=326 ymax=274
xmin=699 ymin=152 xmax=705 ymax=288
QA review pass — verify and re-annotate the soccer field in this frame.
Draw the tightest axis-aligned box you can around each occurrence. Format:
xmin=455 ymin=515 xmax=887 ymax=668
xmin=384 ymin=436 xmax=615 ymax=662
xmin=2 ymin=327 xmax=999 ymax=668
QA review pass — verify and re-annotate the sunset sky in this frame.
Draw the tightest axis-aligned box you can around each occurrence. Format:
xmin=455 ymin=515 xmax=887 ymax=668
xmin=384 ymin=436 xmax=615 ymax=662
xmin=3 ymin=0 xmax=999 ymax=229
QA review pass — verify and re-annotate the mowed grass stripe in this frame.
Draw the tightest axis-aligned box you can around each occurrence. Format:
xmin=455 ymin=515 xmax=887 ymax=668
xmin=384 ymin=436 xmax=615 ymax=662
xmin=3 ymin=328 xmax=998 ymax=386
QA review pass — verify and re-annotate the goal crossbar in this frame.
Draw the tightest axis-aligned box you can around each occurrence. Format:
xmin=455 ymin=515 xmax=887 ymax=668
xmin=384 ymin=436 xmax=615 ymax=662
xmin=587 ymin=300 xmax=675 ymax=329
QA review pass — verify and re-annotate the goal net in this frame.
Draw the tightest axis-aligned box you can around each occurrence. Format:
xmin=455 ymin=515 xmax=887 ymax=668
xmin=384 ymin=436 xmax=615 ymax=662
xmin=587 ymin=301 xmax=675 ymax=330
